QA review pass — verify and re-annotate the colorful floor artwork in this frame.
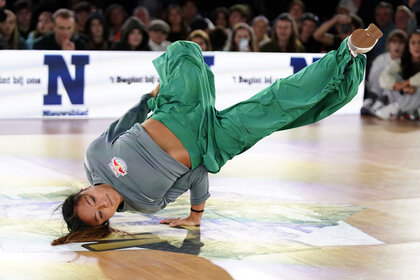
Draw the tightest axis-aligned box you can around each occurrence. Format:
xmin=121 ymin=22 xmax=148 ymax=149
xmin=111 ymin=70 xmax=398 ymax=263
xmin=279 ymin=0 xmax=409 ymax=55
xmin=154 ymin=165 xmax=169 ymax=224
xmin=1 ymin=116 xmax=420 ymax=279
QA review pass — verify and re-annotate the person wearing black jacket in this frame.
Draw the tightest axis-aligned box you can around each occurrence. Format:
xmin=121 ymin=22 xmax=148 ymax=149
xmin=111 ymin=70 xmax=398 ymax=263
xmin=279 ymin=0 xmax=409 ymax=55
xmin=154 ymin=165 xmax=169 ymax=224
xmin=111 ymin=16 xmax=150 ymax=51
xmin=33 ymin=8 xmax=87 ymax=50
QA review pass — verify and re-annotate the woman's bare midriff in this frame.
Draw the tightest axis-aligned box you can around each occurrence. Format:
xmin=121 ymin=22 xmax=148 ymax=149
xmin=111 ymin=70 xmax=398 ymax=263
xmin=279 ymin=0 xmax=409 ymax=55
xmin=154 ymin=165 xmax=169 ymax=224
xmin=142 ymin=119 xmax=192 ymax=169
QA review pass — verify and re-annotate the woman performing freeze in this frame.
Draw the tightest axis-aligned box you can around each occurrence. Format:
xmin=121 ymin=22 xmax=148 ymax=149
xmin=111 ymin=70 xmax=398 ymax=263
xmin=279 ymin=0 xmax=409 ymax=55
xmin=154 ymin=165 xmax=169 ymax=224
xmin=53 ymin=24 xmax=382 ymax=245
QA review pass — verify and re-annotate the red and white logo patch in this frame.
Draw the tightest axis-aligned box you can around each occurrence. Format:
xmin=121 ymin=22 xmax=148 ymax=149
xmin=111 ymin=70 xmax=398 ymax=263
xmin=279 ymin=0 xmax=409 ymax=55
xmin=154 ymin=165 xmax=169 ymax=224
xmin=109 ymin=157 xmax=127 ymax=177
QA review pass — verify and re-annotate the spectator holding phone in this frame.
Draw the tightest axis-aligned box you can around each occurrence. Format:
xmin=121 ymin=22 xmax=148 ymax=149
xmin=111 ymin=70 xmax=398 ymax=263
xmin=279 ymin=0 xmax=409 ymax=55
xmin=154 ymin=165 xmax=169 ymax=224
xmin=229 ymin=22 xmax=256 ymax=52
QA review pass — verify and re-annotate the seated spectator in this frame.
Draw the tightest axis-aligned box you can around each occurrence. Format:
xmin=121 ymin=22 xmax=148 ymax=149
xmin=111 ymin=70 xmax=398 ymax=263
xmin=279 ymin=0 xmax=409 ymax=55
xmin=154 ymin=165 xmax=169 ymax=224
xmin=369 ymin=2 xmax=396 ymax=63
xmin=181 ymin=0 xmax=202 ymax=26
xmin=288 ymin=0 xmax=306 ymax=29
xmin=85 ymin=12 xmax=110 ymax=50
xmin=228 ymin=4 xmax=250 ymax=29
xmin=112 ymin=16 xmax=150 ymax=51
xmin=313 ymin=13 xmax=363 ymax=51
xmin=26 ymin=11 xmax=53 ymax=49
xmin=0 ymin=9 xmax=28 ymax=49
xmin=260 ymin=13 xmax=305 ymax=53
xmin=166 ymin=4 xmax=189 ymax=42
xmin=361 ymin=29 xmax=407 ymax=116
xmin=133 ymin=5 xmax=150 ymax=27
xmin=105 ymin=4 xmax=127 ymax=43
xmin=375 ymin=29 xmax=420 ymax=120
xmin=73 ymin=1 xmax=92 ymax=34
xmin=229 ymin=22 xmax=257 ymax=52
xmin=211 ymin=7 xmax=229 ymax=29
xmin=299 ymin=12 xmax=324 ymax=53
xmin=190 ymin=18 xmax=214 ymax=34
xmin=252 ymin=15 xmax=271 ymax=48
xmin=148 ymin=19 xmax=171 ymax=51
xmin=395 ymin=5 xmax=417 ymax=35
xmin=187 ymin=29 xmax=211 ymax=51
xmin=33 ymin=8 xmax=87 ymax=50
xmin=209 ymin=27 xmax=228 ymax=51
xmin=12 ymin=0 xmax=32 ymax=40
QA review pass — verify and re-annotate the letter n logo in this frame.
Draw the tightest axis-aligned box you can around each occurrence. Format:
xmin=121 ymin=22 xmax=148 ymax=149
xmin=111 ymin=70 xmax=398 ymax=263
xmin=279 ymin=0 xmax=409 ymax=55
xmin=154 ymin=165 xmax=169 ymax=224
xmin=43 ymin=55 xmax=90 ymax=105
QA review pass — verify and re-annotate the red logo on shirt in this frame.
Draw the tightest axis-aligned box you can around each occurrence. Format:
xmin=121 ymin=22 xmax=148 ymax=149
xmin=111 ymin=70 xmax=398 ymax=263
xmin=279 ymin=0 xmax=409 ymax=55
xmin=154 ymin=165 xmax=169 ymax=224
xmin=109 ymin=157 xmax=127 ymax=177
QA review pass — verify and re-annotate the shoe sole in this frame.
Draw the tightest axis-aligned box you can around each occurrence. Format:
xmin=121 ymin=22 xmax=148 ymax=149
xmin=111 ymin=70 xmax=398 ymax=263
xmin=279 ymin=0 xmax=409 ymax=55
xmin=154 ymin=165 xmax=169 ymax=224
xmin=350 ymin=23 xmax=383 ymax=49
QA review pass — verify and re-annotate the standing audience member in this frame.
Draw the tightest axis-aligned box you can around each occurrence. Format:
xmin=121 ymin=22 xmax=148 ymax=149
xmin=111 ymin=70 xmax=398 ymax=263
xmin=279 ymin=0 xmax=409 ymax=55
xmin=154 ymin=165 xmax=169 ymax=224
xmin=209 ymin=27 xmax=228 ymax=51
xmin=313 ymin=13 xmax=363 ymax=51
xmin=33 ymin=8 xmax=87 ymax=50
xmin=376 ymin=29 xmax=420 ymax=120
xmin=361 ymin=29 xmax=407 ymax=115
xmin=133 ymin=5 xmax=150 ymax=27
xmin=73 ymin=1 xmax=91 ymax=34
xmin=370 ymin=2 xmax=396 ymax=61
xmin=229 ymin=22 xmax=257 ymax=52
xmin=0 ymin=9 xmax=27 ymax=49
xmin=12 ymin=0 xmax=32 ymax=40
xmin=288 ymin=0 xmax=306 ymax=29
xmin=111 ymin=16 xmax=150 ymax=51
xmin=85 ymin=12 xmax=110 ymax=50
xmin=187 ymin=29 xmax=211 ymax=51
xmin=252 ymin=15 xmax=270 ymax=48
xmin=395 ymin=5 xmax=417 ymax=35
xmin=260 ymin=13 xmax=305 ymax=53
xmin=26 ymin=11 xmax=53 ymax=49
xmin=211 ymin=7 xmax=229 ymax=29
xmin=299 ymin=12 xmax=324 ymax=53
xmin=148 ymin=19 xmax=171 ymax=51
xmin=166 ymin=4 xmax=189 ymax=42
xmin=105 ymin=4 xmax=127 ymax=43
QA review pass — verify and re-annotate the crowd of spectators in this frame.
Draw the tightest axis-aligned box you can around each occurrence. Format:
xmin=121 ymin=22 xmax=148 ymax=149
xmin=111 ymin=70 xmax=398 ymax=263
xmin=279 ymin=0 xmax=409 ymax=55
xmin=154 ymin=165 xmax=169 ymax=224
xmin=1 ymin=0 xmax=420 ymax=119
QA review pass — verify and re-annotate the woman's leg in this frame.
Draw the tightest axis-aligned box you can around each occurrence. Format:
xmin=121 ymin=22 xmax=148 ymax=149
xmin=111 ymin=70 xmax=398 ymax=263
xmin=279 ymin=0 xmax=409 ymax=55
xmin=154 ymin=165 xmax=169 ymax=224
xmin=212 ymin=38 xmax=366 ymax=167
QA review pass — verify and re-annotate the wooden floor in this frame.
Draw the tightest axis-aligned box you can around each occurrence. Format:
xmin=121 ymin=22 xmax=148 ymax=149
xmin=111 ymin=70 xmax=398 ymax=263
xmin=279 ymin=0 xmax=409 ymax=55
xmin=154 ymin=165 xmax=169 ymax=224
xmin=1 ymin=115 xmax=420 ymax=280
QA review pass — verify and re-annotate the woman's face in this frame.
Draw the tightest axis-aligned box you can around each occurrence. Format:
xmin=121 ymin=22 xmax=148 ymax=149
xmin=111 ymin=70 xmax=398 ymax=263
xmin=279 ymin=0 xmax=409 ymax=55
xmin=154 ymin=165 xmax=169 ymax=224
xmin=75 ymin=185 xmax=122 ymax=226
xmin=128 ymin=28 xmax=143 ymax=49
xmin=388 ymin=38 xmax=405 ymax=59
xmin=215 ymin=12 xmax=227 ymax=28
xmin=289 ymin=4 xmax=303 ymax=23
xmin=110 ymin=7 xmax=125 ymax=27
xmin=300 ymin=19 xmax=316 ymax=38
xmin=0 ymin=12 xmax=16 ymax=37
xmin=37 ymin=13 xmax=54 ymax=34
xmin=409 ymin=33 xmax=420 ymax=61
xmin=276 ymin=20 xmax=292 ymax=41
xmin=234 ymin=28 xmax=251 ymax=50
xmin=252 ymin=19 xmax=268 ymax=39
xmin=191 ymin=36 xmax=207 ymax=51
xmin=90 ymin=18 xmax=104 ymax=38
xmin=229 ymin=11 xmax=243 ymax=29
xmin=168 ymin=8 xmax=182 ymax=25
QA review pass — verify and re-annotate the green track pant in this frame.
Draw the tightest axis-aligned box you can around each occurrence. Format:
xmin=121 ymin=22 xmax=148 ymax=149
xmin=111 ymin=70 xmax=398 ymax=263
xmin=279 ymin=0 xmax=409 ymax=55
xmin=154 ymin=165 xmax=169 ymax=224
xmin=148 ymin=39 xmax=366 ymax=173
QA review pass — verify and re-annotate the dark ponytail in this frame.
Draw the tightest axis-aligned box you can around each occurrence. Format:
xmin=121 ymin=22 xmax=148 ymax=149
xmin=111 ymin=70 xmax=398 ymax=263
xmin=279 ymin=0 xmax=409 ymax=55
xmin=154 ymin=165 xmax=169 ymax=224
xmin=52 ymin=191 xmax=118 ymax=245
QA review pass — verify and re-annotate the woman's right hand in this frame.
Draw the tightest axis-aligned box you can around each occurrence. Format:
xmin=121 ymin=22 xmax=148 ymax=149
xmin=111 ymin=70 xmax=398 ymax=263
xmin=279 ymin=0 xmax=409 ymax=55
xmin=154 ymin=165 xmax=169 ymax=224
xmin=151 ymin=83 xmax=160 ymax=97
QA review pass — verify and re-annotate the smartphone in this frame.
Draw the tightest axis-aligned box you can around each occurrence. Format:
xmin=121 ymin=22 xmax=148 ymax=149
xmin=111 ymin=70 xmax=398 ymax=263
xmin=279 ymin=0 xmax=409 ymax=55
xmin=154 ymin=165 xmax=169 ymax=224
xmin=239 ymin=38 xmax=249 ymax=51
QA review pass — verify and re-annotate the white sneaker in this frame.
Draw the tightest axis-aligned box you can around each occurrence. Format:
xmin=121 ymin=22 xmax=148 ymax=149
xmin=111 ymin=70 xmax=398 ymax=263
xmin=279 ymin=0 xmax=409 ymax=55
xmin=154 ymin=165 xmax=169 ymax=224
xmin=374 ymin=103 xmax=399 ymax=120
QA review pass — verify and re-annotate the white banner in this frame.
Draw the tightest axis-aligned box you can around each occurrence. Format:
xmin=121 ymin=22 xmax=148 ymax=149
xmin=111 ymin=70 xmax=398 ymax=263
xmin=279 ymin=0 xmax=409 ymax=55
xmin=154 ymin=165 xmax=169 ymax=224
xmin=0 ymin=50 xmax=364 ymax=119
